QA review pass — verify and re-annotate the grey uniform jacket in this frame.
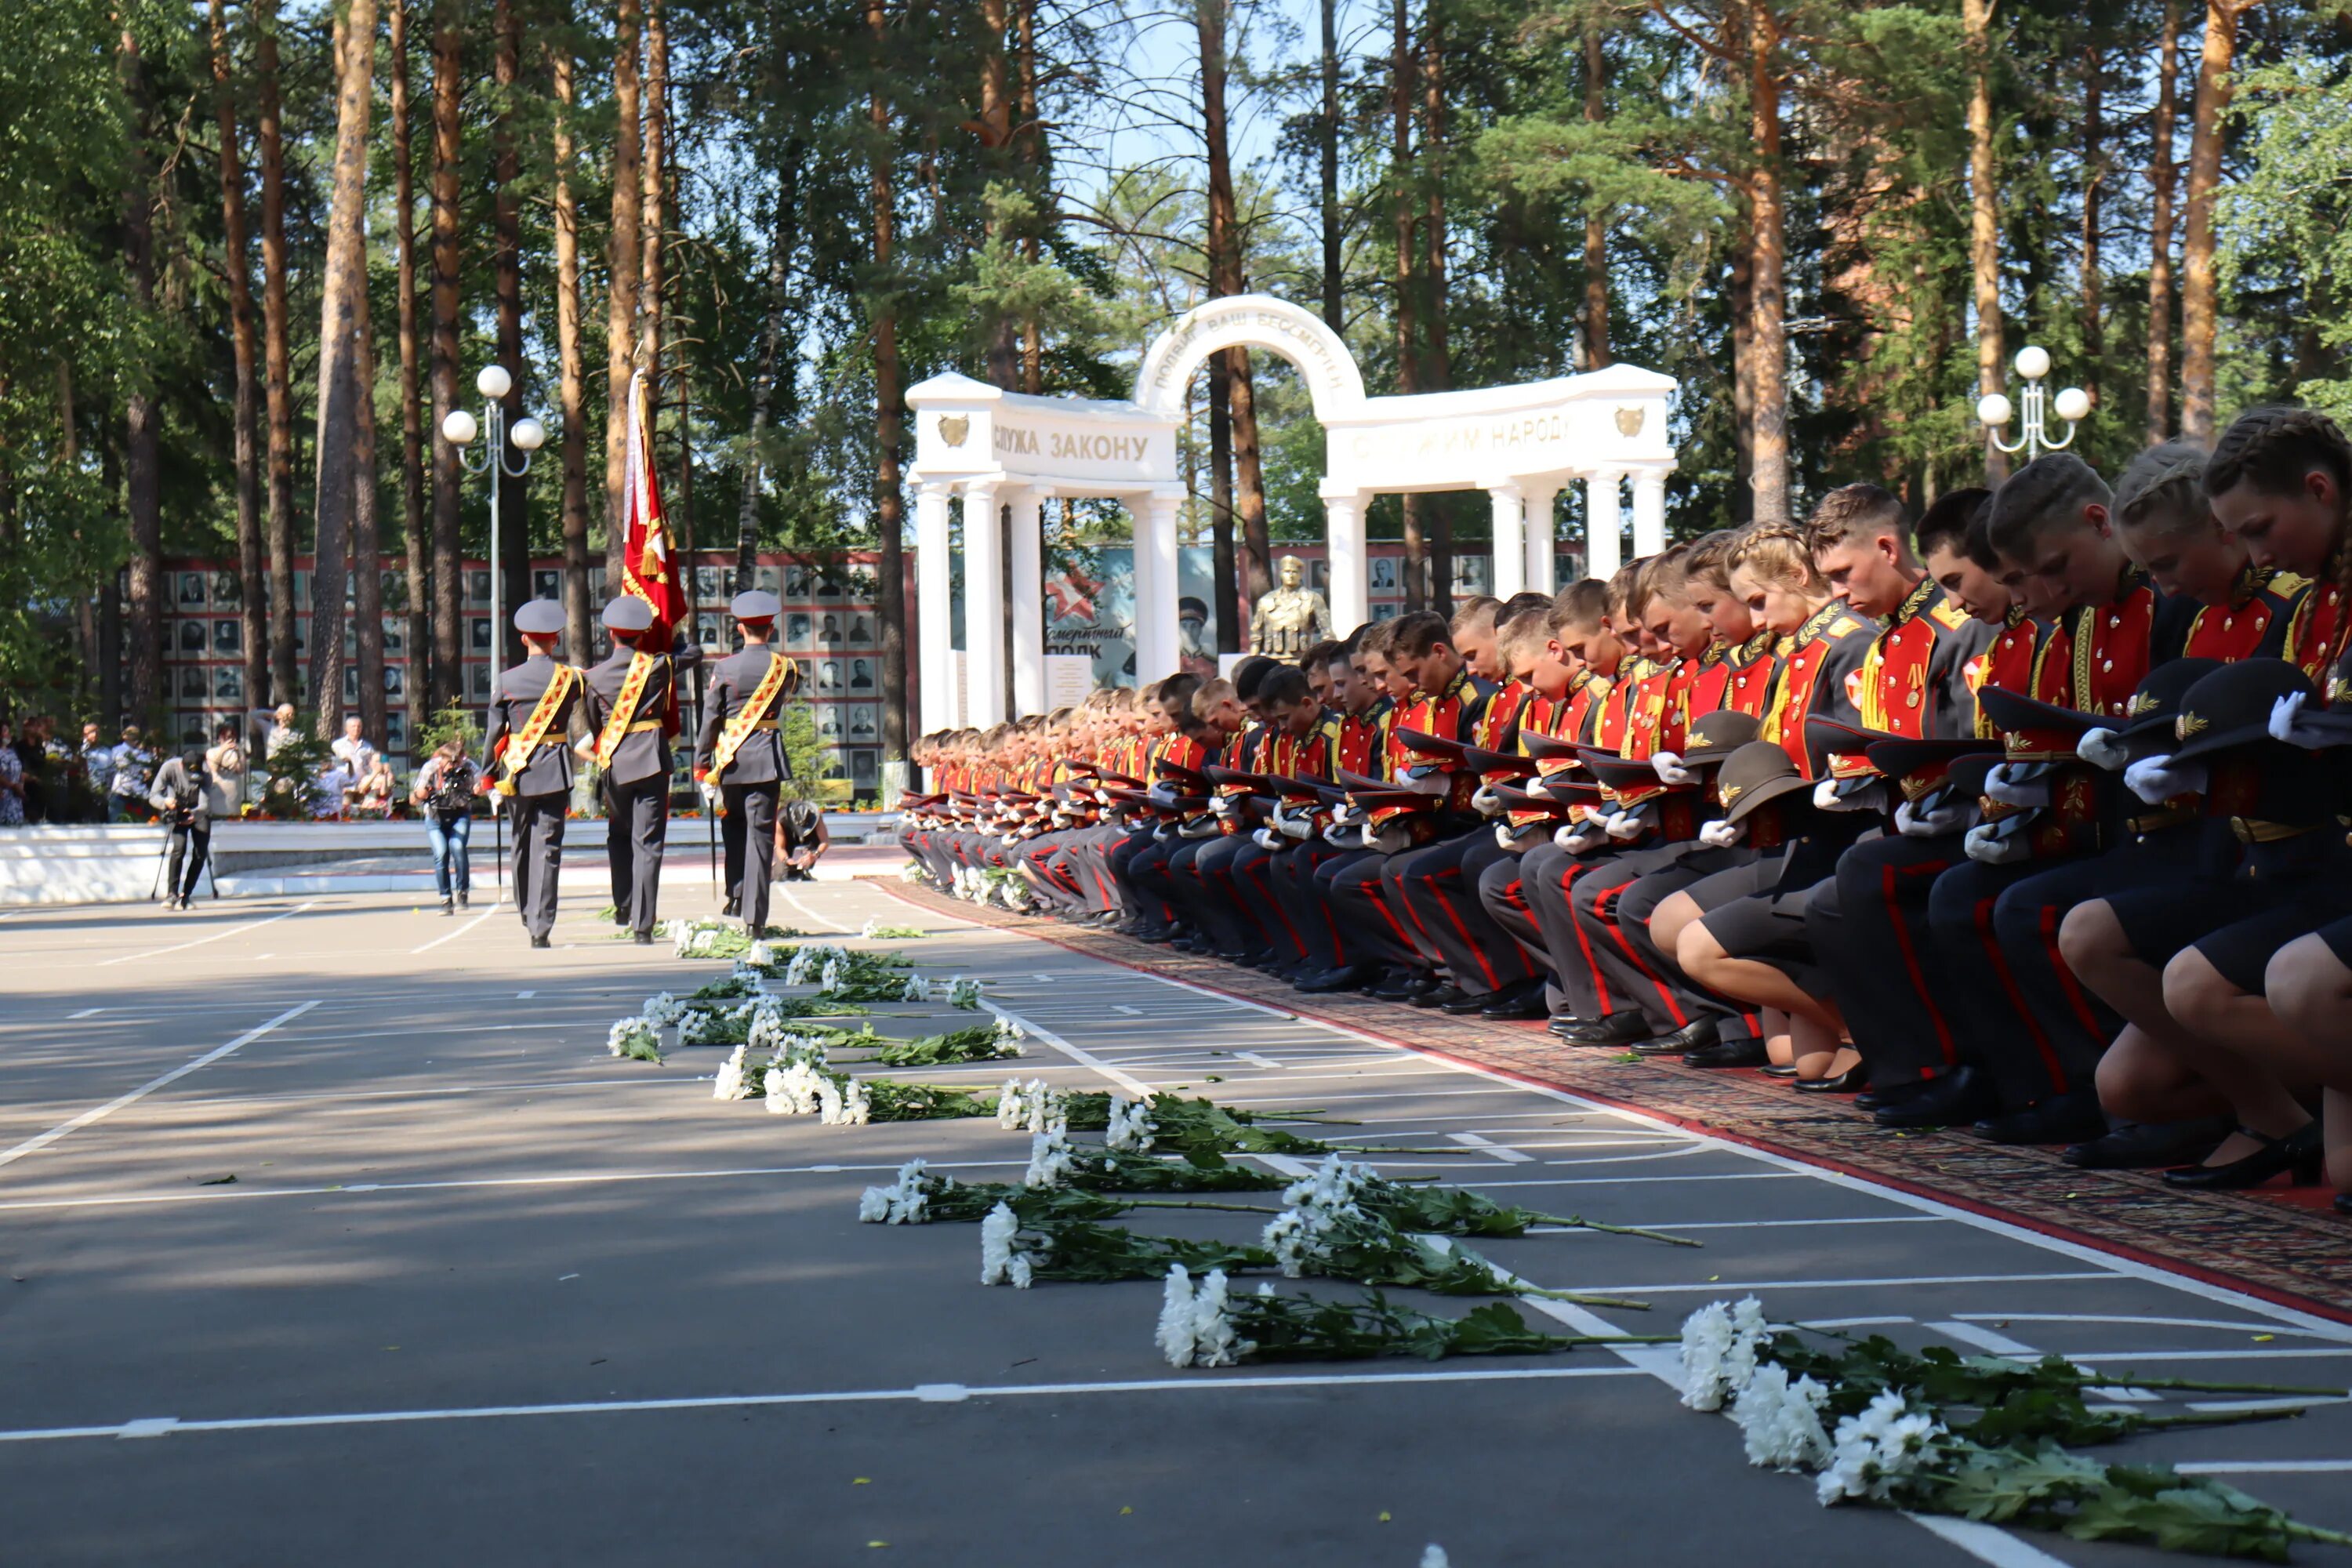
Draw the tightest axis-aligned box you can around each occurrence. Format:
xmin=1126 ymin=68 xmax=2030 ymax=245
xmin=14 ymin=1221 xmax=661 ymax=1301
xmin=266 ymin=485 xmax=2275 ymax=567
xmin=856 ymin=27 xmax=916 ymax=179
xmin=489 ymin=655 xmax=585 ymax=796
xmin=583 ymin=647 xmax=676 ymax=786
xmin=695 ymin=645 xmax=792 ymax=786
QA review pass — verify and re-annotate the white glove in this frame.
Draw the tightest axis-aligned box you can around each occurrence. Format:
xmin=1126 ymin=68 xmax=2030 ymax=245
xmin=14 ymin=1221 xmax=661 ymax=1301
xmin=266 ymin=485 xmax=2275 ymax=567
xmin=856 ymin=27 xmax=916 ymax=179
xmin=1604 ymin=806 xmax=1650 ymax=840
xmin=1964 ymin=820 xmax=2031 ymax=865
xmin=1253 ymin=826 xmax=1283 ymax=851
xmin=1895 ymin=797 xmax=1973 ymax=837
xmin=1816 ymin=777 xmax=1888 ymax=813
xmin=1471 ymin=784 xmax=1504 ymax=817
xmin=1370 ymin=825 xmax=1413 ymax=853
xmin=1178 ymin=817 xmax=1219 ymax=839
xmin=1494 ymin=822 xmax=1517 ymax=850
xmin=1698 ymin=818 xmax=1744 ymax=848
xmin=1094 ymin=788 xmax=1113 ymax=806
xmin=1522 ymin=775 xmax=1555 ymax=800
xmin=1559 ymin=825 xmax=1606 ymax=854
xmin=1207 ymin=793 xmax=1236 ymax=816
xmin=2077 ymin=728 xmax=2129 ymax=771
xmin=699 ymin=779 xmax=722 ymax=811
xmin=1651 ymin=751 xmax=1693 ymax=786
xmin=1323 ymin=820 xmax=1363 ymax=848
xmin=2270 ymin=691 xmax=2307 ymax=742
xmin=2124 ymin=754 xmax=2207 ymax=805
xmin=1330 ymin=803 xmax=1366 ymax=828
xmin=1278 ymin=811 xmax=1312 ymax=840
xmin=1985 ymin=762 xmax=2052 ymax=809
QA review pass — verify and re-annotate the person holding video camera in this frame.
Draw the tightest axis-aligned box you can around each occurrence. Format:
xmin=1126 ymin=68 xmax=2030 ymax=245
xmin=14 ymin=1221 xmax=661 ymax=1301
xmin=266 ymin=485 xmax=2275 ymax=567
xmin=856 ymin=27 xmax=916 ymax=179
xmin=147 ymin=748 xmax=212 ymax=909
xmin=411 ymin=735 xmax=483 ymax=915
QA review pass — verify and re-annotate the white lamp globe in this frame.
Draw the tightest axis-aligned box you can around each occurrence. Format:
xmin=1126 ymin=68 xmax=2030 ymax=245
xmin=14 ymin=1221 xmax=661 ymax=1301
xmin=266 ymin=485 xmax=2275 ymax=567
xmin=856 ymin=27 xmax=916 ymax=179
xmin=475 ymin=364 xmax=514 ymax=401
xmin=441 ymin=408 xmax=478 ymax=446
xmin=1976 ymin=393 xmax=2014 ymax=429
xmin=2013 ymin=345 xmax=2052 ymax=382
xmin=510 ymin=416 xmax=547 ymax=452
xmin=2053 ymin=387 xmax=2092 ymax=423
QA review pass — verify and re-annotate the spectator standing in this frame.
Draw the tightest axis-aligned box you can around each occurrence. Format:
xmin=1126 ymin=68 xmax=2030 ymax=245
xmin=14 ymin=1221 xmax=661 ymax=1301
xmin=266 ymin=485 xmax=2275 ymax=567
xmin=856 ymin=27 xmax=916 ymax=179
xmin=331 ymin=715 xmax=377 ymax=777
xmin=411 ymin=736 xmax=481 ymax=913
xmin=79 ymin=721 xmax=116 ymax=811
xmin=147 ymin=748 xmax=211 ymax=908
xmin=203 ymin=722 xmax=248 ymax=820
xmin=0 ymin=720 xmax=25 ymax=826
xmin=16 ymin=716 xmax=56 ymax=822
xmin=264 ymin=704 xmax=299 ymax=760
xmin=108 ymin=727 xmax=154 ymax=822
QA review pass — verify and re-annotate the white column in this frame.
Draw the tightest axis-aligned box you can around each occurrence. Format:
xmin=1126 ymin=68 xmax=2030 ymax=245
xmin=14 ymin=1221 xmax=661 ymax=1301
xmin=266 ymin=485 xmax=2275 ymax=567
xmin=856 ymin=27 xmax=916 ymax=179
xmin=1134 ymin=492 xmax=1183 ymax=682
xmin=1006 ymin=488 xmax=1045 ymax=717
xmin=1584 ymin=469 xmax=1624 ymax=583
xmin=1323 ymin=492 xmax=1369 ymax=632
xmin=1523 ymin=483 xmax=1560 ymax=595
xmin=914 ymin=482 xmax=955 ymax=735
xmin=962 ymin=481 xmax=1006 ymax=726
xmin=1631 ymin=467 xmax=1670 ymax=557
xmin=1486 ymin=485 xmax=1526 ymax=601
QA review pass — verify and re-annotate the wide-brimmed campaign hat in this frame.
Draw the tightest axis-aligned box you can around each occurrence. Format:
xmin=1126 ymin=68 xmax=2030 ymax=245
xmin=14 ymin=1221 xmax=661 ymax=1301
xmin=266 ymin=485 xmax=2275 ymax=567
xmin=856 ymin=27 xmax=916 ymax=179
xmin=1978 ymin=686 xmax=2103 ymax=763
xmin=1715 ymin=742 xmax=1815 ymax=826
xmin=2167 ymin=661 xmax=2322 ymax=765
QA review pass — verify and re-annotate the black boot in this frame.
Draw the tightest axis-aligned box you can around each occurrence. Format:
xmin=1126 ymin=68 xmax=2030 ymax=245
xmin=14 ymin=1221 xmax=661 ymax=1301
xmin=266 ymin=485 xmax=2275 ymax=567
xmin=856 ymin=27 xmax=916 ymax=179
xmin=1871 ymin=1065 xmax=1995 ymax=1129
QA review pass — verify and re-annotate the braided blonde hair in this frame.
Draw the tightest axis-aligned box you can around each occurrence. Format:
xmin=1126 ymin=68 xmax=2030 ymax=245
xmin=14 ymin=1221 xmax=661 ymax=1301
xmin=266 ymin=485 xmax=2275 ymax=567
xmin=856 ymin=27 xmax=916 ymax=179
xmin=2206 ymin=406 xmax=2352 ymax=591
xmin=2113 ymin=440 xmax=2215 ymax=536
xmin=1727 ymin=521 xmax=1828 ymax=593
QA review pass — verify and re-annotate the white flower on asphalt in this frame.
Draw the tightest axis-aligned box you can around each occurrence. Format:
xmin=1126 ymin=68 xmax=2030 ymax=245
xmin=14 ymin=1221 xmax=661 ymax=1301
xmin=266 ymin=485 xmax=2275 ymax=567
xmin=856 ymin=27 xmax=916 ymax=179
xmin=1677 ymin=1297 xmax=1771 ymax=1411
xmin=901 ymin=975 xmax=931 ymax=1004
xmin=1282 ymin=1155 xmax=1369 ymax=1213
xmin=815 ymin=1073 xmax=872 ymax=1126
xmin=1156 ymin=1265 xmax=1200 ymax=1366
xmin=1420 ymin=1549 xmax=1450 ymax=1568
xmin=712 ymin=1044 xmax=753 ymax=1101
xmin=1816 ymin=1389 xmax=1944 ymax=1505
xmin=1733 ymin=1363 xmax=1833 ymax=1472
xmin=820 ymin=957 xmax=843 ymax=993
xmin=1025 ymin=1121 xmax=1076 ymax=1189
xmin=979 ymin=1201 xmax=1033 ymax=1287
xmin=768 ymin=1060 xmax=829 ymax=1116
xmin=857 ymin=1160 xmax=931 ymax=1225
xmin=607 ymin=1018 xmax=660 ymax=1058
xmin=640 ymin=993 xmax=685 ymax=1027
xmin=947 ymin=978 xmax=983 ymax=1010
xmin=745 ymin=941 xmax=775 ymax=969
xmin=1105 ymin=1096 xmax=1157 ymax=1152
xmin=1187 ymin=1267 xmax=1247 ymax=1367
xmin=1261 ymin=1202 xmax=1350 ymax=1278
xmin=996 ymin=1078 xmax=1029 ymax=1131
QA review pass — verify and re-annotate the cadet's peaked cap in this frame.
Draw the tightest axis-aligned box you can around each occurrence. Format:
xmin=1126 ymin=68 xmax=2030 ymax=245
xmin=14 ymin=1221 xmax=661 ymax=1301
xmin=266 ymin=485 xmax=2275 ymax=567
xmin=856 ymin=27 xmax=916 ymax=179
xmin=1715 ymin=741 xmax=1813 ymax=825
xmin=514 ymin=598 xmax=566 ymax=634
xmin=731 ymin=589 xmax=782 ymax=621
xmin=601 ymin=595 xmax=655 ymax=632
xmin=2167 ymin=660 xmax=2320 ymax=764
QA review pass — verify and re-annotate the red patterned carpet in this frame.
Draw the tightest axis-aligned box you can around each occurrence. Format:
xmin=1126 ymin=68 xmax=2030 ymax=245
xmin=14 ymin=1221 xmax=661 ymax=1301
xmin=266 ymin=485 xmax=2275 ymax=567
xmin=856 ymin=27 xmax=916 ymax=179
xmin=876 ymin=877 xmax=2352 ymax=1324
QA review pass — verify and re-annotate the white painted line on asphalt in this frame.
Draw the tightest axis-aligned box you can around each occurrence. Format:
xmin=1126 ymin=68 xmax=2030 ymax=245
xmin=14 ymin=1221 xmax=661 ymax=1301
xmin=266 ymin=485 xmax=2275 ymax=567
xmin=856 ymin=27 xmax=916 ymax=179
xmin=1447 ymin=1131 xmax=1533 ymax=1164
xmin=772 ymin=886 xmax=842 ymax=934
xmin=69 ymin=1008 xmax=102 ymax=1019
xmin=0 ymin=1000 xmax=321 ymax=1171
xmin=2177 ymin=1458 xmax=2352 ymax=1475
xmin=1927 ymin=1320 xmax=2041 ymax=1357
xmin=516 ymin=990 xmax=535 ymax=999
xmin=1548 ymin=1216 xmax=1948 ymax=1235
xmin=2069 ymin=1348 xmax=2352 ymax=1364
xmin=1904 ymin=1515 xmax=2074 ymax=1568
xmin=1951 ymin=1311 xmax=2352 ymax=1343
xmin=412 ymin=905 xmax=499 ymax=955
xmin=1234 ymin=1051 xmax=1285 ymax=1069
xmin=979 ymin=1000 xmax=1153 ymax=1098
xmin=1584 ymin=1272 xmax=2117 ymax=1296
xmin=0 ymin=1363 xmax=1656 ymax=1446
xmin=1111 ymin=1005 xmax=1142 ymax=1015
xmin=96 ymin=903 xmax=316 ymax=967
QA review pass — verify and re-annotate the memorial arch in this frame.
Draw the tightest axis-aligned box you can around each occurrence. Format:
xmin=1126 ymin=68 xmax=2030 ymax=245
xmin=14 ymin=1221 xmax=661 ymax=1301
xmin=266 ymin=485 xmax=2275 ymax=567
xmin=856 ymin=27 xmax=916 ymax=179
xmin=905 ymin=293 xmax=1678 ymax=731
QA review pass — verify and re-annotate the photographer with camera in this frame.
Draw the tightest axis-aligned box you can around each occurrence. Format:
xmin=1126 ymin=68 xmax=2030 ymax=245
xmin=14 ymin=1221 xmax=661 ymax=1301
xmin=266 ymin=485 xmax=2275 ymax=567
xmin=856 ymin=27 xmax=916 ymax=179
xmin=410 ymin=735 xmax=483 ymax=916
xmin=147 ymin=748 xmax=212 ymax=909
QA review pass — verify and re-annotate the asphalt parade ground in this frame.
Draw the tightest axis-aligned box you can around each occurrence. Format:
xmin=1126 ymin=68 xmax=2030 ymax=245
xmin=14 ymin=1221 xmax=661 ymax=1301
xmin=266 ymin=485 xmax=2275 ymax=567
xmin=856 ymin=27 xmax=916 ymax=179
xmin=3 ymin=877 xmax=2350 ymax=1566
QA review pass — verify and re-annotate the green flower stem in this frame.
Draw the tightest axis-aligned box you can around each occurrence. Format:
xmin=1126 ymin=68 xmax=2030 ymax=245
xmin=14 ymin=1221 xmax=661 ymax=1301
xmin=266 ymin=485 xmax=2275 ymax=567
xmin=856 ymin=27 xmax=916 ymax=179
xmin=2084 ymin=1374 xmax=2350 ymax=1399
xmin=1528 ymin=1213 xmax=1702 ymax=1247
xmin=1521 ymin=1288 xmax=1653 ymax=1310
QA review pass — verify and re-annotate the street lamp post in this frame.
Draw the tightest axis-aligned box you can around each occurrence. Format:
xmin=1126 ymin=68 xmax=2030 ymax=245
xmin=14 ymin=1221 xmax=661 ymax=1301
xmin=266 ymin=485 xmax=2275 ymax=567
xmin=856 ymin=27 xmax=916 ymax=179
xmin=1976 ymin=344 xmax=2093 ymax=464
xmin=441 ymin=365 xmax=546 ymax=725
xmin=441 ymin=365 xmax=546 ymax=908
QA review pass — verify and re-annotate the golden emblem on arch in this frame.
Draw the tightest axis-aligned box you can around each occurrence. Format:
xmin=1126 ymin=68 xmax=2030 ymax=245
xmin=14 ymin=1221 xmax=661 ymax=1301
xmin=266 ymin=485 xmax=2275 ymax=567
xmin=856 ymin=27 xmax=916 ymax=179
xmin=1613 ymin=405 xmax=1647 ymax=438
xmin=938 ymin=415 xmax=971 ymax=448
xmin=2176 ymin=711 xmax=2209 ymax=741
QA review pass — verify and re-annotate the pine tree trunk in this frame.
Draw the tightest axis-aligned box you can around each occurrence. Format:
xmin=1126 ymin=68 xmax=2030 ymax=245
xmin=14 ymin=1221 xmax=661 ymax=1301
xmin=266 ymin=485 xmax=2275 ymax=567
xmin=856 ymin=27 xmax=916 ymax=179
xmin=119 ymin=24 xmax=163 ymax=724
xmin=310 ymin=0 xmax=376 ymax=742
xmin=603 ymin=0 xmax=644 ymax=591
xmin=428 ymin=0 xmax=465 ymax=713
xmin=2080 ymin=45 xmax=2103 ymax=407
xmin=1319 ymin=0 xmax=1341 ymax=332
xmin=1729 ymin=198 xmax=1755 ymax=525
xmin=2180 ymin=0 xmax=2254 ymax=445
xmin=739 ymin=153 xmax=797 ymax=590
xmin=355 ymin=284 xmax=386 ymax=751
xmin=551 ymin=42 xmax=593 ymax=673
xmin=1965 ymin=0 xmax=2008 ymax=483
xmin=2146 ymin=0 xmax=2181 ymax=441
xmin=1017 ymin=0 xmax=1044 ymax=394
xmin=256 ymin=0 xmax=299 ymax=710
xmin=1208 ymin=354 xmax=1240 ymax=652
xmin=1421 ymin=11 xmax=1451 ymax=611
xmin=1391 ymin=0 xmax=1423 ymax=610
xmin=392 ymin=0 xmax=430 ymax=737
xmin=978 ymin=0 xmax=1017 ymax=389
xmin=869 ymin=0 xmax=908 ymax=768
xmin=1746 ymin=5 xmax=1791 ymax=528
xmin=1581 ymin=26 xmax=1611 ymax=369
xmin=212 ymin=0 xmax=269 ymax=718
xmin=493 ymin=0 xmax=528 ymax=667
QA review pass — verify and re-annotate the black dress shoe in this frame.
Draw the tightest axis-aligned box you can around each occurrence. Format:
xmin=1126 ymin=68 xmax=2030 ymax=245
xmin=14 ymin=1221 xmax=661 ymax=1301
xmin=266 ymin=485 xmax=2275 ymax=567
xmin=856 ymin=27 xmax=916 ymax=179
xmin=723 ymin=901 xmax=739 ymax=919
xmin=530 ymin=934 xmax=551 ymax=949
xmin=1439 ymin=988 xmax=1497 ymax=1015
xmin=748 ymin=925 xmax=768 ymax=942
xmin=1855 ymin=1077 xmax=1935 ymax=1113
xmin=2161 ymin=1123 xmax=2324 ymax=1190
xmin=613 ymin=907 xmax=630 ymax=927
xmin=2337 ymin=1193 xmax=2351 ymax=1218
xmin=1371 ymin=971 xmax=1436 ymax=1002
xmin=631 ymin=931 xmax=654 ymax=945
xmin=1480 ymin=989 xmax=1551 ymax=1020
xmin=1872 ymin=1065 xmax=1996 ymax=1129
xmin=1553 ymin=1013 xmax=1650 ymax=1046
xmin=1686 ymin=1037 xmax=1772 ymax=1069
xmin=1410 ymin=983 xmax=1468 ymax=1010
xmin=2062 ymin=1118 xmax=2232 ymax=1171
xmin=1296 ymin=962 xmax=1377 ymax=994
xmin=1632 ymin=1018 xmax=1719 ymax=1057
xmin=1757 ymin=1062 xmax=1800 ymax=1078
xmin=1971 ymin=1091 xmax=2111 ymax=1147
xmin=1795 ymin=1065 xmax=1870 ymax=1094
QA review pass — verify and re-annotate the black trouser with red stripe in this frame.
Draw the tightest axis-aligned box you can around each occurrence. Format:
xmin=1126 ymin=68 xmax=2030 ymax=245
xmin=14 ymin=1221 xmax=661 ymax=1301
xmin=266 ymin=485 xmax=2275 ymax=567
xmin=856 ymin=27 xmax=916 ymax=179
xmin=1227 ymin=839 xmax=1311 ymax=960
xmin=1926 ymin=854 xmax=2118 ymax=1111
xmin=1178 ymin=833 xmax=1272 ymax=956
xmin=1118 ymin=830 xmax=1184 ymax=931
xmin=1324 ymin=844 xmax=1432 ymax=971
xmin=1811 ymin=831 xmax=1972 ymax=1087
xmin=1518 ymin=840 xmax=1624 ymax=1020
xmin=1474 ymin=839 xmax=1554 ymax=985
xmin=1392 ymin=829 xmax=1541 ymax=996
xmin=1275 ymin=839 xmax=1374 ymax=971
xmin=1562 ymin=841 xmax=1700 ymax=1035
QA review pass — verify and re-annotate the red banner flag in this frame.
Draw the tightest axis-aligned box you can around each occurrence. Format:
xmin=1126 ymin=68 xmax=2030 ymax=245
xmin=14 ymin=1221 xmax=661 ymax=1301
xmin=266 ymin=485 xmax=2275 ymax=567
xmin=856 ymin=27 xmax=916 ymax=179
xmin=619 ymin=369 xmax=689 ymax=734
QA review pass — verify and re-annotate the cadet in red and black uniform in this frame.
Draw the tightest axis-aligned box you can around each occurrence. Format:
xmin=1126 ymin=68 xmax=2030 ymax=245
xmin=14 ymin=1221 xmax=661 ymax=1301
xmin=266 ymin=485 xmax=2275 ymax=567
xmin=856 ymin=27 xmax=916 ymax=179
xmin=1136 ymin=670 xmax=1259 ymax=951
xmin=1901 ymin=453 xmax=2198 ymax=1137
xmin=1797 ymin=487 xmax=2000 ymax=1090
xmin=1178 ymin=658 xmax=1291 ymax=960
xmin=1281 ymin=631 xmax=1397 ymax=988
xmin=1111 ymin=673 xmax=1207 ymax=936
xmin=1221 ymin=662 xmax=1343 ymax=974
